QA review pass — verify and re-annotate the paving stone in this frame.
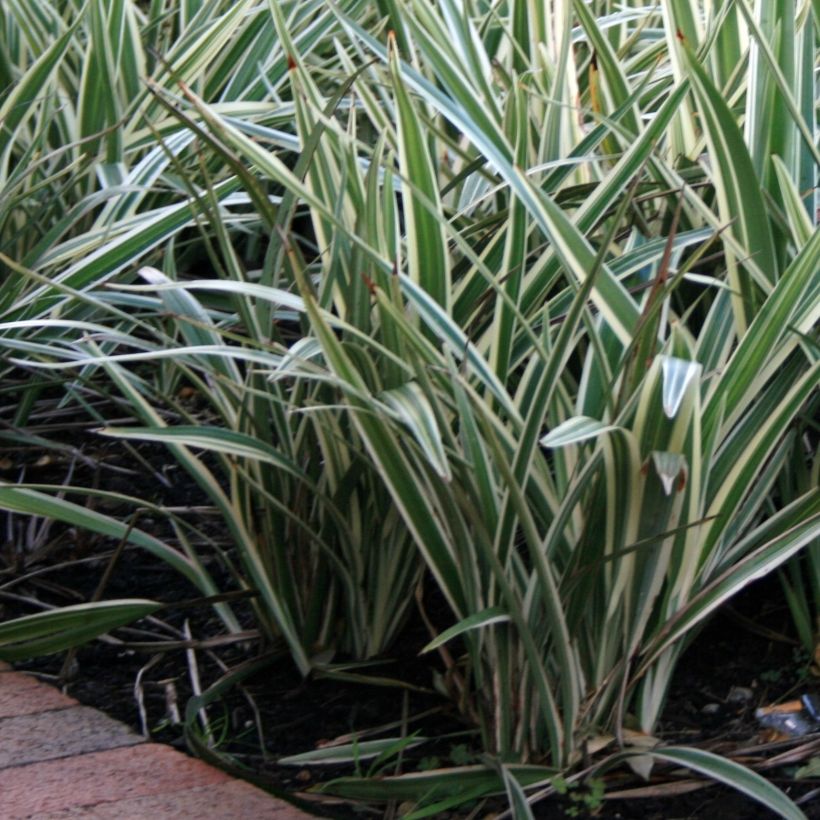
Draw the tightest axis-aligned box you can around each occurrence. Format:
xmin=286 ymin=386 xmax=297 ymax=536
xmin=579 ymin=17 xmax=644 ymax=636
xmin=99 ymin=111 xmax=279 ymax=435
xmin=0 ymin=672 xmax=78 ymax=718
xmin=0 ymin=665 xmax=310 ymax=818
xmin=0 ymin=744 xmax=231 ymax=818
xmin=32 ymin=779 xmax=310 ymax=818
xmin=0 ymin=706 xmax=142 ymax=768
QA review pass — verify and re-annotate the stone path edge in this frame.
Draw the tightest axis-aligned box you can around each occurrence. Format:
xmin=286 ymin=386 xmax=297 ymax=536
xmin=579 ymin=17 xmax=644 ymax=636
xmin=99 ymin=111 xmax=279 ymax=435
xmin=0 ymin=661 xmax=312 ymax=818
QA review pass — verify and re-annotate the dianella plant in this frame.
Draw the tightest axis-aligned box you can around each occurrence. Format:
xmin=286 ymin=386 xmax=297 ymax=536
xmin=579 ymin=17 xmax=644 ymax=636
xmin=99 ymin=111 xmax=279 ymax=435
xmin=1 ymin=0 xmax=818 ymax=799
xmin=213 ymin=0 xmax=816 ymax=765
xmin=1 ymin=1 xmax=423 ymax=669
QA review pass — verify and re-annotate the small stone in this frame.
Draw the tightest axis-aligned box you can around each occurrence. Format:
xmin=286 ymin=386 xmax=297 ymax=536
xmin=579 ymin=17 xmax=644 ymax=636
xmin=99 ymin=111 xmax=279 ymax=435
xmin=727 ymin=686 xmax=754 ymax=705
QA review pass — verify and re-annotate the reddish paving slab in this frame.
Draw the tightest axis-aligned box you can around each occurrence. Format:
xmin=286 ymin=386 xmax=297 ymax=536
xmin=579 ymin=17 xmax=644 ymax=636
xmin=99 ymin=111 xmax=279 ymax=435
xmin=0 ymin=706 xmax=143 ymax=768
xmin=0 ymin=671 xmax=78 ymax=718
xmin=1 ymin=744 xmax=232 ymax=816
xmin=0 ymin=671 xmax=312 ymax=818
xmin=33 ymin=780 xmax=305 ymax=818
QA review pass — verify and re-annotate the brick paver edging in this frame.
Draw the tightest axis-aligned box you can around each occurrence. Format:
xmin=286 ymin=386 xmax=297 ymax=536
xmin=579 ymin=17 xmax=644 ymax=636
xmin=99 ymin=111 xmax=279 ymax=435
xmin=0 ymin=662 xmax=311 ymax=818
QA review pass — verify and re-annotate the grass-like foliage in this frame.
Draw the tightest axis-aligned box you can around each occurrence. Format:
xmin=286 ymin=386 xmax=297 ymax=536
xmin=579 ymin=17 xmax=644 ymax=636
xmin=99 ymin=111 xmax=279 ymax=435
xmin=1 ymin=0 xmax=817 ymax=815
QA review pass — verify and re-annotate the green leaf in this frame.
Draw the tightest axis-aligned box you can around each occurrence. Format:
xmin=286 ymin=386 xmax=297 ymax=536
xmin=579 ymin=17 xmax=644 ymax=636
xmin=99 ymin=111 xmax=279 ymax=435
xmin=795 ymin=758 xmax=820 ymax=780
xmin=661 ymin=357 xmax=701 ymax=419
xmin=97 ymin=425 xmax=305 ymax=479
xmin=0 ymin=485 xmax=213 ymax=592
xmin=0 ymin=600 xmax=161 ymax=661
xmin=279 ymin=735 xmax=428 ymax=766
xmin=681 ymin=39 xmax=776 ymax=328
xmin=0 ymin=16 xmax=78 ymax=168
xmin=540 ymin=417 xmax=620 ymax=448
xmin=650 ymin=747 xmax=806 ymax=820
xmin=420 ymin=607 xmax=509 ymax=654
xmin=380 ymin=382 xmax=451 ymax=480
xmin=388 ymin=35 xmax=451 ymax=310
xmin=315 ymin=763 xmax=556 ymax=801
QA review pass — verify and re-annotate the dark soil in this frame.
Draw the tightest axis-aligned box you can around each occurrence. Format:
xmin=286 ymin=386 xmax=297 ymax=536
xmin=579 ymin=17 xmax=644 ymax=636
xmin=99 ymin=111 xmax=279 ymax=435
xmin=3 ymin=425 xmax=820 ymax=819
